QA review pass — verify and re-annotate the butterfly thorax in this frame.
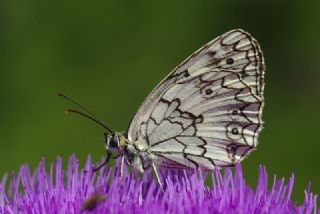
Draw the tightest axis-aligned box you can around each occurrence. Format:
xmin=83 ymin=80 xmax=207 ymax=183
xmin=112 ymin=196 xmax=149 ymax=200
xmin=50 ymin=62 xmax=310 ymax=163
xmin=104 ymin=132 xmax=151 ymax=173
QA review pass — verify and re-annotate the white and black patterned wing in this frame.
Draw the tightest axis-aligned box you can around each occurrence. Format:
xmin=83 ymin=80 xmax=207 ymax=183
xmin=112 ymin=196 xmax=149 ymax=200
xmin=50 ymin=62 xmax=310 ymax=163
xmin=128 ymin=29 xmax=265 ymax=169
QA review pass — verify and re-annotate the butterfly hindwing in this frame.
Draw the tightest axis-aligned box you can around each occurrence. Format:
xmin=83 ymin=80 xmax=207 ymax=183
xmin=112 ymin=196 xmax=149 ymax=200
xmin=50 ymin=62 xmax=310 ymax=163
xmin=128 ymin=29 xmax=265 ymax=169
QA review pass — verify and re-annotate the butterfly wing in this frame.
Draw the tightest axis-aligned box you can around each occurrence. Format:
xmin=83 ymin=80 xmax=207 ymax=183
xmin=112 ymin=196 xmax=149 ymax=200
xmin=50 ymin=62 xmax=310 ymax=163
xmin=128 ymin=29 xmax=265 ymax=169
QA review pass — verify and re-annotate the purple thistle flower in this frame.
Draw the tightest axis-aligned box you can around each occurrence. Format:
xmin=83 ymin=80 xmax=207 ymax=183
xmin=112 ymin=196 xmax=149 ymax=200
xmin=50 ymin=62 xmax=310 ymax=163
xmin=0 ymin=155 xmax=318 ymax=214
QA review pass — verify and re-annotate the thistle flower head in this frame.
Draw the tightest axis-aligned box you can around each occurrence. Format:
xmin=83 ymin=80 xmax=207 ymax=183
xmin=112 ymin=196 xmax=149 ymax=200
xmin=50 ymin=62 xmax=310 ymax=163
xmin=0 ymin=155 xmax=318 ymax=213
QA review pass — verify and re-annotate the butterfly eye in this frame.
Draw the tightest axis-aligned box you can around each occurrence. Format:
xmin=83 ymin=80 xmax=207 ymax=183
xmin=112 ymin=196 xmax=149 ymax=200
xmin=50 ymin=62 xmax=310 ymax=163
xmin=105 ymin=134 xmax=119 ymax=149
xmin=109 ymin=135 xmax=119 ymax=148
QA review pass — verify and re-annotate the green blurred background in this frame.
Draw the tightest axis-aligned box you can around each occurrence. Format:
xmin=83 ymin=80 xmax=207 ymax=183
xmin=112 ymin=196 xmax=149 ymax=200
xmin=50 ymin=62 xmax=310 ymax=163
xmin=0 ymin=0 xmax=319 ymax=202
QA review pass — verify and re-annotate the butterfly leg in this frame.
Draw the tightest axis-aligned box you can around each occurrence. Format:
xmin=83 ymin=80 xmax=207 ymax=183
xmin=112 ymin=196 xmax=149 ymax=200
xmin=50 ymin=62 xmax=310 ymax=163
xmin=152 ymin=163 xmax=163 ymax=187
xmin=120 ymin=156 xmax=125 ymax=177
xmin=94 ymin=151 xmax=111 ymax=172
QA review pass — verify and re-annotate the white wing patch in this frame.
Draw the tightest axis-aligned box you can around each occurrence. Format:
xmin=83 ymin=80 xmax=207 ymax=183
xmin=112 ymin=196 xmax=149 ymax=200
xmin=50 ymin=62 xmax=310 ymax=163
xmin=128 ymin=29 xmax=265 ymax=170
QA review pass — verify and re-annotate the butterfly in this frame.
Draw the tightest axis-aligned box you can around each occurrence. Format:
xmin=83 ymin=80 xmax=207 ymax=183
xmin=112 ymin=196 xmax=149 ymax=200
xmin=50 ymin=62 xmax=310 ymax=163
xmin=60 ymin=29 xmax=265 ymax=185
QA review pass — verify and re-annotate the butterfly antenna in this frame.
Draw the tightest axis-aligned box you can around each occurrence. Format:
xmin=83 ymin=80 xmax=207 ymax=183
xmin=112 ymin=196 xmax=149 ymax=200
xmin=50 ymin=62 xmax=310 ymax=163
xmin=58 ymin=93 xmax=113 ymax=133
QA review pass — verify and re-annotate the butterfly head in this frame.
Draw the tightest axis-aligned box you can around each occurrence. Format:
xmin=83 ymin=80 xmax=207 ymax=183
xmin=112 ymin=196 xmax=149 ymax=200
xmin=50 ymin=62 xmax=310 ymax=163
xmin=104 ymin=132 xmax=127 ymax=154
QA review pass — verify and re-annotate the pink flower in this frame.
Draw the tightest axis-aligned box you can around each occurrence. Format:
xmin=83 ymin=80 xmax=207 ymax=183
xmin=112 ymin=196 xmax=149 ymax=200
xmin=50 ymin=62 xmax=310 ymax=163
xmin=0 ymin=155 xmax=318 ymax=214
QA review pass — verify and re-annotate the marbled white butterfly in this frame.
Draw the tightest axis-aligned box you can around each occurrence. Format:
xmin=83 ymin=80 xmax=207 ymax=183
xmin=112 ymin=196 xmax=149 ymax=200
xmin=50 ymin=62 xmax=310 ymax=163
xmin=60 ymin=29 xmax=265 ymax=185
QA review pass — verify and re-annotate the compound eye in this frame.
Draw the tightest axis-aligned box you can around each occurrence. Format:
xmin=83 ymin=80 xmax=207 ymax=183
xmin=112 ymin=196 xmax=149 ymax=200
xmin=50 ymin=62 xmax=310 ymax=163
xmin=109 ymin=135 xmax=119 ymax=148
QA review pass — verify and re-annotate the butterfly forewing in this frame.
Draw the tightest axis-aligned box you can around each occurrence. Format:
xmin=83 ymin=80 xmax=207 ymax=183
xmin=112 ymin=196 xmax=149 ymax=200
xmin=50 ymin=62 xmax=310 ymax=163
xmin=128 ymin=29 xmax=265 ymax=170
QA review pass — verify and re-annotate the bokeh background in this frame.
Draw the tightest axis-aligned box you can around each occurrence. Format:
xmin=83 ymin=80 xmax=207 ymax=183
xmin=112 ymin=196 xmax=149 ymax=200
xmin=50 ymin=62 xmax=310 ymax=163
xmin=0 ymin=0 xmax=319 ymax=202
